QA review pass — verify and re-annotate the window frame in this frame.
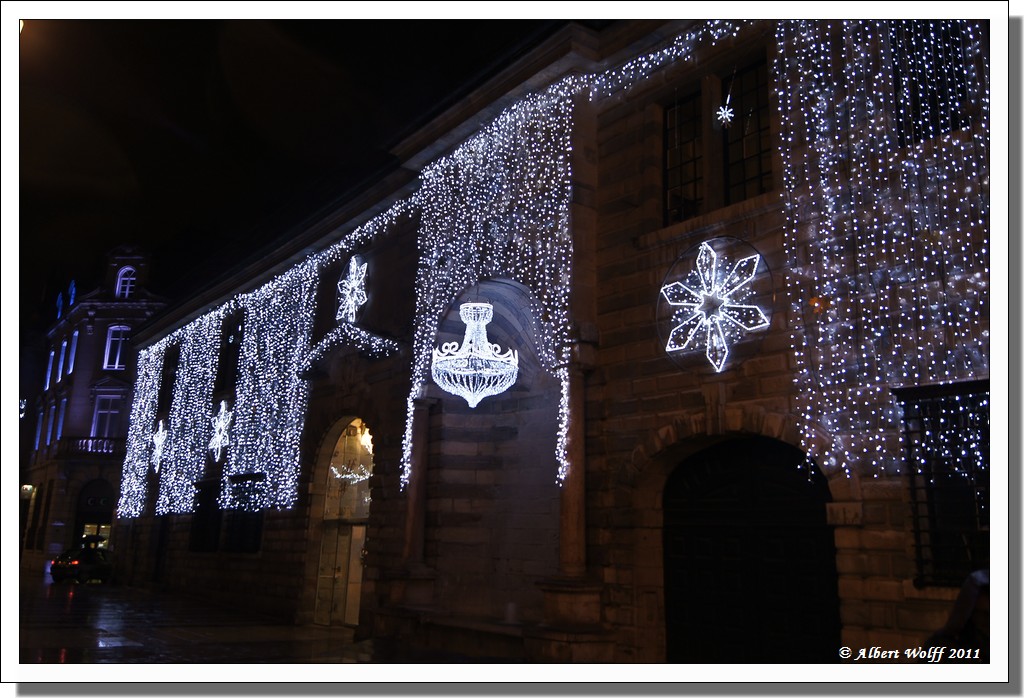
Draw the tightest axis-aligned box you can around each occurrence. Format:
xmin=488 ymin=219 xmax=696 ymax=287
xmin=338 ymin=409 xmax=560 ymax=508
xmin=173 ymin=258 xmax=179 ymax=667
xmin=115 ymin=266 xmax=137 ymax=299
xmin=56 ymin=398 xmax=68 ymax=442
xmin=44 ymin=349 xmax=54 ymax=391
xmin=45 ymin=405 xmax=56 ymax=446
xmin=68 ymin=330 xmax=79 ymax=375
xmin=895 ymin=379 xmax=989 ymax=588
xmin=662 ymin=50 xmax=773 ymax=226
xmin=56 ymin=339 xmax=67 ymax=382
xmin=91 ymin=394 xmax=123 ymax=439
xmin=103 ymin=325 xmax=131 ymax=371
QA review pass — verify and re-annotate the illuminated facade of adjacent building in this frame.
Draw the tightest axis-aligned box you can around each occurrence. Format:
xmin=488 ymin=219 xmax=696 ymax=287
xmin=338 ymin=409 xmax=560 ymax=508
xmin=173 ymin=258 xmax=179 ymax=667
xmin=113 ymin=20 xmax=992 ymax=662
xmin=22 ymin=246 xmax=166 ymax=572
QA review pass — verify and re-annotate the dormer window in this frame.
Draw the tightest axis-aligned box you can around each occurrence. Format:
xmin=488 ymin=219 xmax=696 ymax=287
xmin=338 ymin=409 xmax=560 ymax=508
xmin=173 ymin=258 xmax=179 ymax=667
xmin=115 ymin=266 xmax=137 ymax=299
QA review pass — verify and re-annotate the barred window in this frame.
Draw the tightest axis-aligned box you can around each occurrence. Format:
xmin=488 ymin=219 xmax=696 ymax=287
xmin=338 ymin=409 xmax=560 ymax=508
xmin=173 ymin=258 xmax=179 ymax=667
xmin=665 ymin=90 xmax=703 ymax=224
xmin=663 ymin=51 xmax=772 ymax=225
xmin=721 ymin=56 xmax=772 ymax=206
xmin=890 ymin=20 xmax=976 ymax=149
xmin=895 ymin=380 xmax=989 ymax=587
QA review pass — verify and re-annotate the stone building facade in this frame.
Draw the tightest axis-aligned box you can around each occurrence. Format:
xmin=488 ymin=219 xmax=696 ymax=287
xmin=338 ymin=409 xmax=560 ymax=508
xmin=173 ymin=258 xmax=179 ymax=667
xmin=112 ymin=20 xmax=992 ymax=663
xmin=22 ymin=246 xmax=166 ymax=572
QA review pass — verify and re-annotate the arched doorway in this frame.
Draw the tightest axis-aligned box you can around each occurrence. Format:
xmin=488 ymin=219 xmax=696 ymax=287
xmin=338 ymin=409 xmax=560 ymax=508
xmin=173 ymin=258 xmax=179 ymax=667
xmin=663 ymin=436 xmax=840 ymax=662
xmin=314 ymin=417 xmax=374 ymax=626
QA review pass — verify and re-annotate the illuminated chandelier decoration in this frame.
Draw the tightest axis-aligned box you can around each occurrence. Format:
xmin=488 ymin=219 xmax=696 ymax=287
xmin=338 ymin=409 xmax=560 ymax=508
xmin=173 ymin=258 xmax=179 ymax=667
xmin=431 ymin=303 xmax=519 ymax=408
xmin=661 ymin=240 xmax=770 ymax=372
xmin=151 ymin=420 xmax=168 ymax=473
xmin=336 ymin=256 xmax=368 ymax=323
xmin=208 ymin=400 xmax=233 ymax=462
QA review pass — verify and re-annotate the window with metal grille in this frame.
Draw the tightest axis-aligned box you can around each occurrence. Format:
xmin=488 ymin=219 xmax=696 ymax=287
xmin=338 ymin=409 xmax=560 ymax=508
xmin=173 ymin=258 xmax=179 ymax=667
xmin=722 ymin=56 xmax=772 ymax=206
xmin=222 ymin=474 xmax=264 ymax=553
xmin=890 ymin=20 xmax=976 ymax=149
xmin=662 ymin=51 xmax=772 ymax=226
xmin=664 ymin=90 xmax=703 ymax=225
xmin=895 ymin=380 xmax=989 ymax=587
xmin=188 ymin=479 xmax=222 ymax=553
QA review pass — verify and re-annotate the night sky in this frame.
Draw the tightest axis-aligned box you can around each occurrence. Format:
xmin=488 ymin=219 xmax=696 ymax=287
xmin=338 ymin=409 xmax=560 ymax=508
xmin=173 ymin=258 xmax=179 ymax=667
xmin=16 ymin=16 xmax=588 ymax=343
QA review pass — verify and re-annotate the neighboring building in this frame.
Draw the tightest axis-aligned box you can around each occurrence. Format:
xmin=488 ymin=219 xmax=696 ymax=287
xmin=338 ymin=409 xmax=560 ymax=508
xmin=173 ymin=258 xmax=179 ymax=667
xmin=114 ymin=20 xmax=991 ymax=663
xmin=21 ymin=246 xmax=166 ymax=571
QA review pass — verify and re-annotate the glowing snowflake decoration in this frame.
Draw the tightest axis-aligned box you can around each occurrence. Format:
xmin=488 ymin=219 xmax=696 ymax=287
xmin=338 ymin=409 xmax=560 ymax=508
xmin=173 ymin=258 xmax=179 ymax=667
xmin=336 ymin=256 xmax=368 ymax=323
xmin=716 ymin=103 xmax=735 ymax=126
xmin=208 ymin=400 xmax=233 ymax=462
xmin=151 ymin=420 xmax=168 ymax=473
xmin=660 ymin=241 xmax=769 ymax=372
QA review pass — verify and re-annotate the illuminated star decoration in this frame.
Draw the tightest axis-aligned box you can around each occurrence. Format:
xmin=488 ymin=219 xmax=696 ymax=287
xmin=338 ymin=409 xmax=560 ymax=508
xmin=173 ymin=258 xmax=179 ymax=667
xmin=208 ymin=400 xmax=233 ymax=462
xmin=151 ymin=420 xmax=168 ymax=473
xmin=716 ymin=102 xmax=735 ymax=126
xmin=661 ymin=241 xmax=770 ymax=372
xmin=336 ymin=256 xmax=368 ymax=323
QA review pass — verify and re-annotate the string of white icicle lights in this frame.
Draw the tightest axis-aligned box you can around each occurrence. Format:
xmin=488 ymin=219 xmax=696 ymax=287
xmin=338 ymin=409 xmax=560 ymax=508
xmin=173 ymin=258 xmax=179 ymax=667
xmin=118 ymin=200 xmax=412 ymax=517
xmin=775 ymin=19 xmax=989 ymax=479
xmin=118 ymin=17 xmax=991 ymax=517
xmin=399 ymin=80 xmax=579 ymax=488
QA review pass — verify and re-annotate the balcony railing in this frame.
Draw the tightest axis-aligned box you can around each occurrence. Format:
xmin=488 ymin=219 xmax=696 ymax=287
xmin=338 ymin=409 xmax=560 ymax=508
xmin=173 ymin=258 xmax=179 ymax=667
xmin=44 ymin=436 xmax=127 ymax=460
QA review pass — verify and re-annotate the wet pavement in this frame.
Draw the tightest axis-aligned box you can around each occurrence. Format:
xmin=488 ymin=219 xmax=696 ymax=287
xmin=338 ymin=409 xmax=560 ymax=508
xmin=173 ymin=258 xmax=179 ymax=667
xmin=19 ymin=566 xmax=375 ymax=664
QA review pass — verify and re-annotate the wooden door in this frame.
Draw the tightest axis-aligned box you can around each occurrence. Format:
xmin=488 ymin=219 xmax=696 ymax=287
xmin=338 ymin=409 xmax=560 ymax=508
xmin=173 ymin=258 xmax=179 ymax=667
xmin=663 ymin=436 xmax=840 ymax=663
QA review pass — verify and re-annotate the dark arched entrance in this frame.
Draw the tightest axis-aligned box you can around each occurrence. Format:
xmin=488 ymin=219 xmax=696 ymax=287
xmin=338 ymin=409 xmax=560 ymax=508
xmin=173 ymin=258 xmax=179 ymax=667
xmin=663 ymin=436 xmax=840 ymax=662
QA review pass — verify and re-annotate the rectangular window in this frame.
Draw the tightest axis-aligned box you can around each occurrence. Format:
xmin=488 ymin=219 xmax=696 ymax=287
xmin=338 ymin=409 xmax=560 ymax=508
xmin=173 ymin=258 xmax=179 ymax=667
xmin=214 ymin=314 xmax=244 ymax=396
xmin=722 ymin=56 xmax=772 ymax=206
xmin=56 ymin=399 xmax=67 ymax=442
xmin=896 ymin=380 xmax=989 ymax=587
xmin=104 ymin=326 xmax=131 ymax=370
xmin=664 ymin=90 xmax=704 ymax=224
xmin=890 ymin=20 xmax=974 ymax=149
xmin=45 ymin=406 xmax=55 ymax=446
xmin=189 ymin=480 xmax=223 ymax=553
xmin=68 ymin=331 xmax=79 ymax=375
xmin=34 ymin=409 xmax=43 ymax=450
xmin=662 ymin=51 xmax=772 ymax=226
xmin=56 ymin=341 xmax=67 ymax=382
xmin=91 ymin=396 xmax=122 ymax=439
xmin=44 ymin=350 xmax=54 ymax=391
xmin=221 ymin=474 xmax=265 ymax=553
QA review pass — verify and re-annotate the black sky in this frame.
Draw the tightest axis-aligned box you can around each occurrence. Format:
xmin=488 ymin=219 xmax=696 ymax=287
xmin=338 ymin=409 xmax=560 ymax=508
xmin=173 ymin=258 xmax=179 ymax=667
xmin=18 ymin=18 xmax=583 ymax=341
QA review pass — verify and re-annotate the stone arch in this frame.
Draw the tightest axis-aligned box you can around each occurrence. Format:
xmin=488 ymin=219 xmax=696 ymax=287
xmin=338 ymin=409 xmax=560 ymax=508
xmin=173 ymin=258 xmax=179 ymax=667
xmin=300 ymin=413 xmax=379 ymax=627
xmin=625 ymin=405 xmax=840 ymax=662
xmin=422 ymin=276 xmax=562 ymax=625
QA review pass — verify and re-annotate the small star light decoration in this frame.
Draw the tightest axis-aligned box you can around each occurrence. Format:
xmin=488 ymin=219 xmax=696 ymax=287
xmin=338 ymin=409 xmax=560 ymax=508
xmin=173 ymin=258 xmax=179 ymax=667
xmin=660 ymin=240 xmax=770 ymax=372
xmin=208 ymin=400 xmax=233 ymax=462
xmin=716 ymin=102 xmax=734 ymax=126
xmin=151 ymin=420 xmax=168 ymax=473
xmin=337 ymin=256 xmax=368 ymax=323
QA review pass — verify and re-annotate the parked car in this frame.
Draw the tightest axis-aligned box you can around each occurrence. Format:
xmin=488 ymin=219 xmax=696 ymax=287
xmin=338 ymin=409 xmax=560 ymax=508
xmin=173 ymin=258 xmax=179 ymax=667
xmin=49 ymin=540 xmax=113 ymax=584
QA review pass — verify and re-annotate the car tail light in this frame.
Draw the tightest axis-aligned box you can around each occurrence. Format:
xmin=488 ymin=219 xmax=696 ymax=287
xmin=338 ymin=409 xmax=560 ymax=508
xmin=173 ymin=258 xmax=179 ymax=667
xmin=71 ymin=560 xmax=79 ymax=565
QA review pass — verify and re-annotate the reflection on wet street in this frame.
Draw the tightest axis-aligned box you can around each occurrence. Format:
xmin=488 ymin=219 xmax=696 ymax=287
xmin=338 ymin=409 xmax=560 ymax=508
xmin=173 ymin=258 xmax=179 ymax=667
xmin=19 ymin=567 xmax=374 ymax=663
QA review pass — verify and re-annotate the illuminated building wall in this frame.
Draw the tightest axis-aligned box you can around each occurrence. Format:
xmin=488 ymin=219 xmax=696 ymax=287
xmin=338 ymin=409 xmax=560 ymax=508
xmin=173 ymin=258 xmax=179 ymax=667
xmin=113 ymin=20 xmax=991 ymax=663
